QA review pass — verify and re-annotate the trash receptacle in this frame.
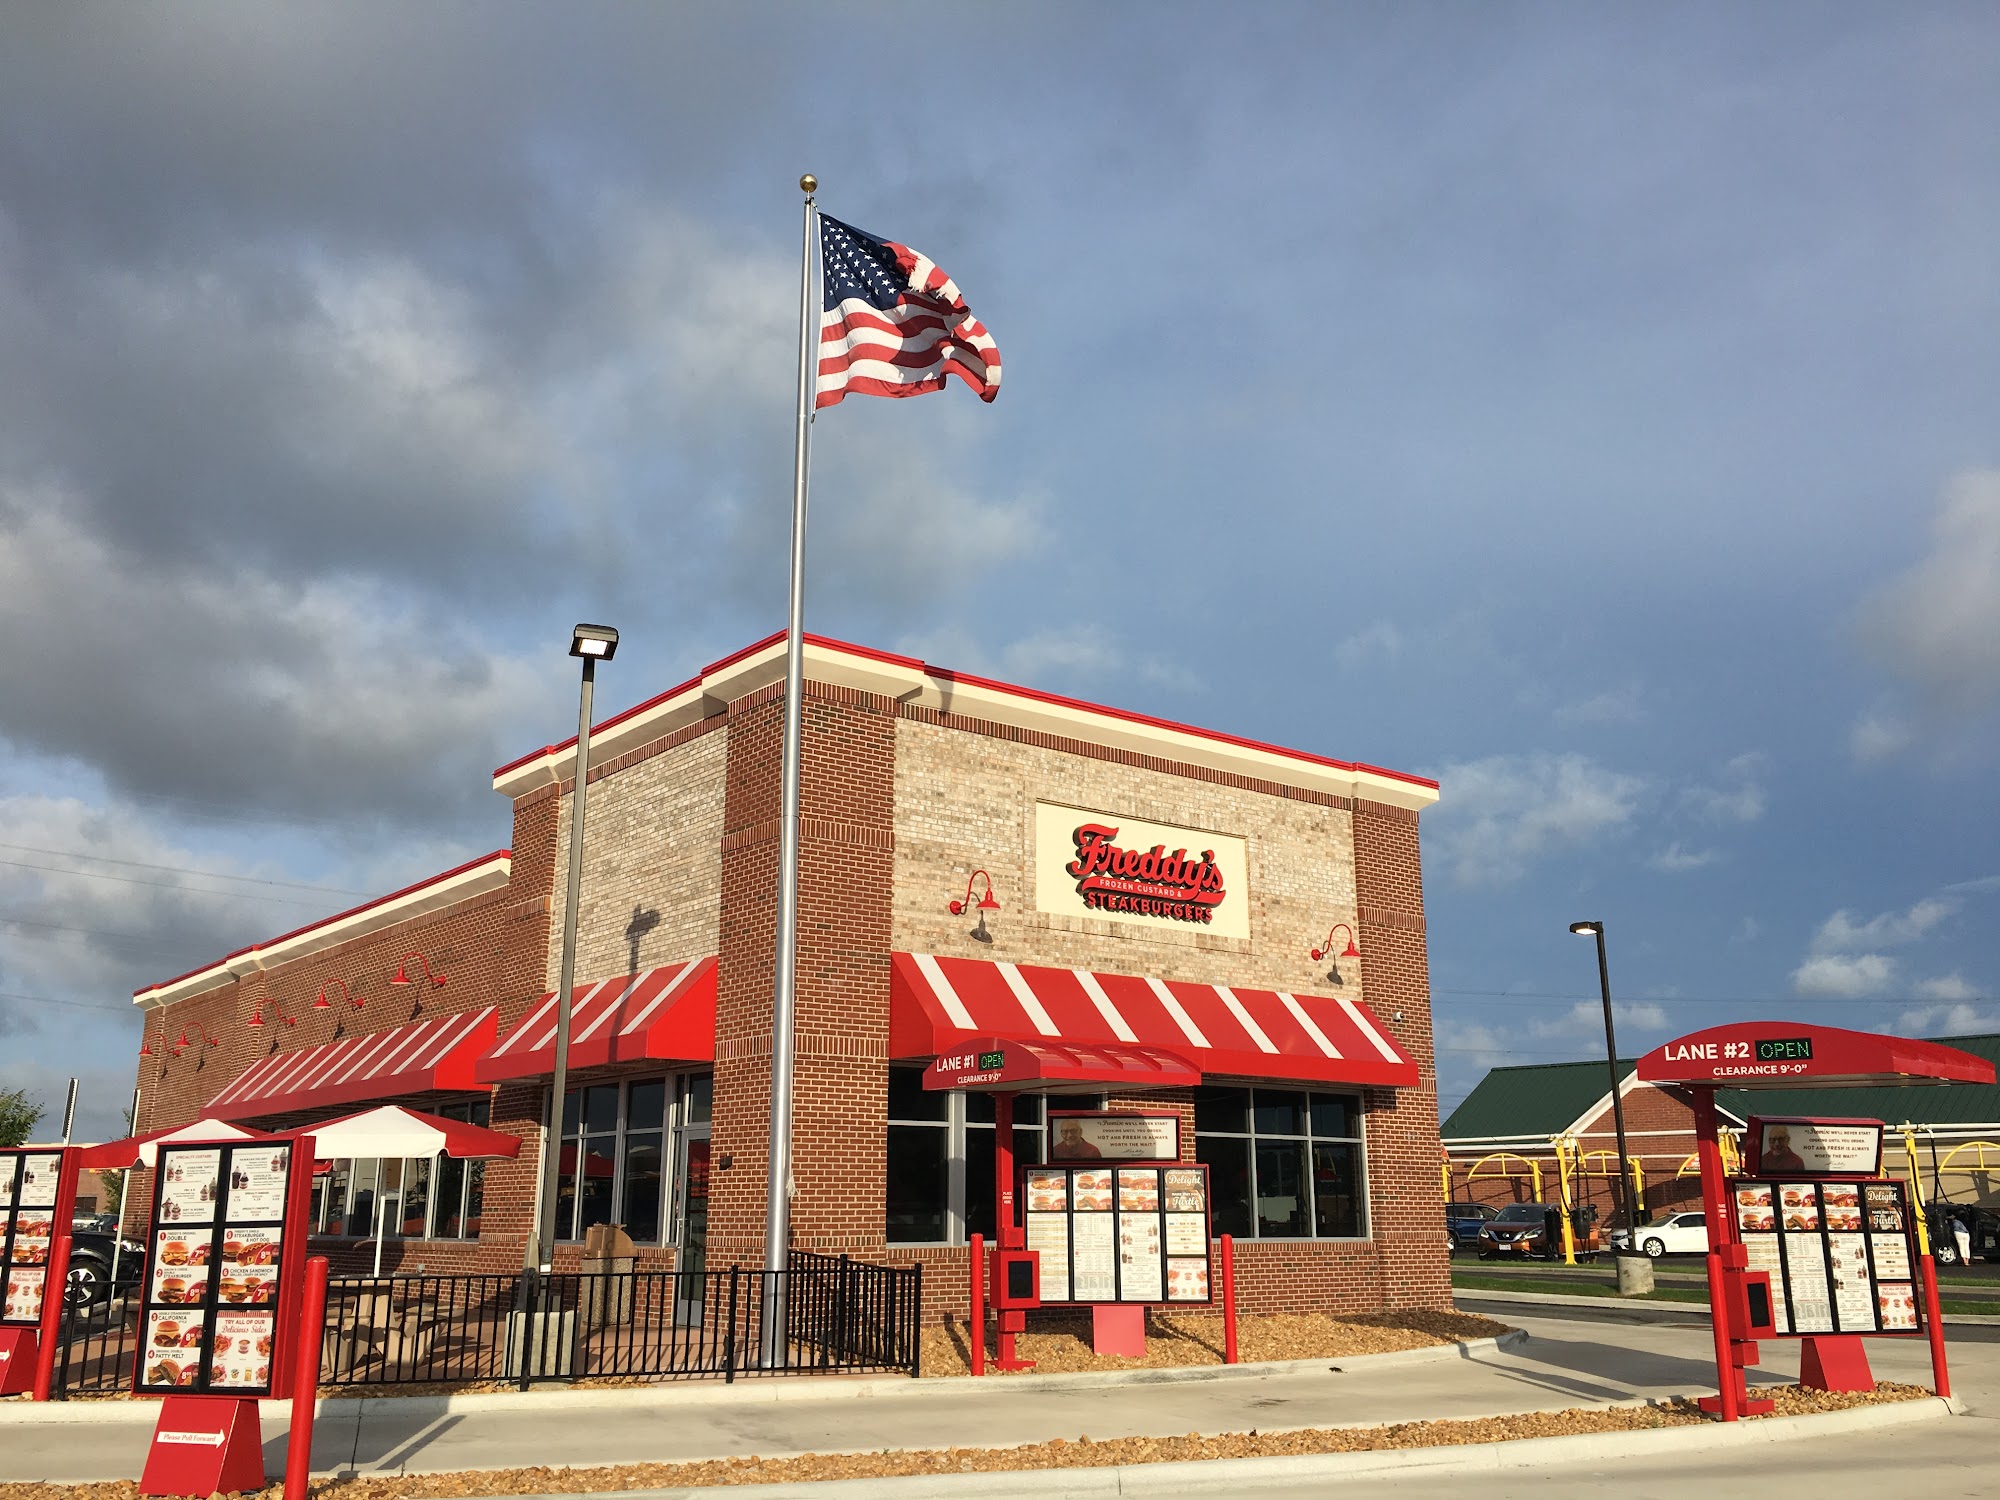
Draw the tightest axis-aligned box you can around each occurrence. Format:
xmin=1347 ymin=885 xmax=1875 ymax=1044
xmin=580 ymin=1223 xmax=637 ymax=1328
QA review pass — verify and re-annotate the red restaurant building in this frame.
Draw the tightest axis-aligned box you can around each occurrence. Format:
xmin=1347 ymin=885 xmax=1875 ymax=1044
xmin=125 ymin=634 xmax=1447 ymax=1320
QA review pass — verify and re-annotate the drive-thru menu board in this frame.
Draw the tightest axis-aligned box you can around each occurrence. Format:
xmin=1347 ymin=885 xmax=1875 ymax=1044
xmin=1731 ymin=1176 xmax=1923 ymax=1336
xmin=1020 ymin=1162 xmax=1211 ymax=1305
xmin=136 ymin=1141 xmax=297 ymax=1394
xmin=0 ymin=1149 xmax=64 ymax=1325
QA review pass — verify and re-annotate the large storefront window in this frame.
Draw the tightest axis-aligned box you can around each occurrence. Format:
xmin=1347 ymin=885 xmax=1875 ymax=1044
xmin=555 ymin=1073 xmax=710 ymax=1245
xmin=885 ymin=1067 xmax=1062 ymax=1244
xmin=305 ymin=1099 xmax=489 ymax=1240
xmin=1194 ymin=1086 xmax=1366 ymax=1239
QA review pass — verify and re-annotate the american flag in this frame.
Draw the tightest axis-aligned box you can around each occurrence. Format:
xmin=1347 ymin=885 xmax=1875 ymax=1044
xmin=816 ymin=215 xmax=1001 ymax=409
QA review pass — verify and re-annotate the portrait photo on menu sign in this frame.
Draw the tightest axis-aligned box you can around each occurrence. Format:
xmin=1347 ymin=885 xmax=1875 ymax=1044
xmin=1751 ymin=1119 xmax=1883 ymax=1177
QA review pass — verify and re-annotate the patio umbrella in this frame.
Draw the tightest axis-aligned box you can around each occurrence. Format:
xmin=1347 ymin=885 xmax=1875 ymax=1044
xmin=76 ymin=1118 xmax=278 ymax=1170
xmin=287 ymin=1105 xmax=522 ymax=1274
xmin=284 ymin=1104 xmax=523 ymax=1161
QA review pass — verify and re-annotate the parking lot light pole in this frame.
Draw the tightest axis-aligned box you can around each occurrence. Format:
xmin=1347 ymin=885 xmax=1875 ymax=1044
xmin=1570 ymin=920 xmax=1637 ymax=1241
xmin=529 ymin=623 xmax=620 ymax=1283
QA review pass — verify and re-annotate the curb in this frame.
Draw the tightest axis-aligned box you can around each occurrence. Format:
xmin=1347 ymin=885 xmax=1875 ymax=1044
xmin=0 ymin=1331 xmax=1529 ymax=1426
xmin=478 ymin=1394 xmax=1956 ymax=1500
xmin=1455 ymin=1287 xmax=2000 ymax=1327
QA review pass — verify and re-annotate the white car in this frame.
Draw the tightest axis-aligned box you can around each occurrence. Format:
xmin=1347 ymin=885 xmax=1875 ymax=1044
xmin=1632 ymin=1211 xmax=1710 ymax=1258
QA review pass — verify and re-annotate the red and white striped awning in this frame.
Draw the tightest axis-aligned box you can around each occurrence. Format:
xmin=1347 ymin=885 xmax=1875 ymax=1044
xmin=204 ymin=1008 xmax=498 ymax=1121
xmin=890 ymin=953 xmax=1418 ymax=1089
xmin=474 ymin=957 xmax=716 ymax=1083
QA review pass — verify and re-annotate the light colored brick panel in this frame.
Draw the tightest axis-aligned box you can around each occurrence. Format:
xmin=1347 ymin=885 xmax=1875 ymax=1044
xmin=891 ymin=717 xmax=1359 ymax=996
xmin=543 ymin=728 xmax=727 ymax=989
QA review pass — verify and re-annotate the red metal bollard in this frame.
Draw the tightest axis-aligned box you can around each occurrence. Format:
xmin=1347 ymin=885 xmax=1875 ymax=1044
xmin=968 ymin=1234 xmax=986 ymax=1378
xmin=284 ymin=1256 xmax=329 ymax=1500
xmin=1919 ymin=1252 xmax=1951 ymax=1400
xmin=1221 ymin=1233 xmax=1238 ymax=1365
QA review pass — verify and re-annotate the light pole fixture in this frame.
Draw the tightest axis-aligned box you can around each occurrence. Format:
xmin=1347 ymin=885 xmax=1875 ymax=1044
xmin=949 ymin=871 xmax=1001 ymax=942
xmin=528 ymin=622 xmax=618 ymax=1288
xmin=1311 ymin=924 xmax=1361 ymax=986
xmin=313 ymin=978 xmax=363 ymax=1011
xmin=1570 ymin=919 xmax=1637 ymax=1245
xmin=390 ymin=952 xmax=448 ymax=988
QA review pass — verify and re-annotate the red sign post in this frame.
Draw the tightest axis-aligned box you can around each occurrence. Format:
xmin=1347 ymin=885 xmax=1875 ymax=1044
xmin=1638 ymin=1023 xmax=1991 ymax=1420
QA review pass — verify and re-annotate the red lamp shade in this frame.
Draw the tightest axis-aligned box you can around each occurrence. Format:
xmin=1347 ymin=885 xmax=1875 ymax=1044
xmin=138 ymin=1040 xmax=155 ymax=1057
xmin=950 ymin=871 xmax=1001 ymax=916
xmin=391 ymin=952 xmax=447 ymax=988
xmin=248 ymin=1009 xmax=265 ymax=1028
xmin=1310 ymin=925 xmax=1361 ymax=962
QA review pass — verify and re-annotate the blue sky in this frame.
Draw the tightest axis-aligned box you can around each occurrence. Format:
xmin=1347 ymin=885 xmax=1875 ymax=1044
xmin=0 ymin=3 xmax=1995 ymax=1136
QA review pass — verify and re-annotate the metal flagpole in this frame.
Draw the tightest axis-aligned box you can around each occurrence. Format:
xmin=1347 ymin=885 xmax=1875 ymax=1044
xmin=761 ymin=173 xmax=818 ymax=1365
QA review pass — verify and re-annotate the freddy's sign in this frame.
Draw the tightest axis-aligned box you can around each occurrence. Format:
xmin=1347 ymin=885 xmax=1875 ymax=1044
xmin=1035 ymin=803 xmax=1251 ymax=941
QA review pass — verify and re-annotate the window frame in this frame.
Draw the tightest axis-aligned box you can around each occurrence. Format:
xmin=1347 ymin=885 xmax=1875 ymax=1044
xmin=885 ymin=1067 xmax=1070 ymax=1246
xmin=1193 ymin=1085 xmax=1370 ymax=1242
xmin=551 ymin=1071 xmax=712 ymax=1248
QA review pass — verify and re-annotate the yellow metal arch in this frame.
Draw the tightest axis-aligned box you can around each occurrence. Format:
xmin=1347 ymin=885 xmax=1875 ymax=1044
xmin=1465 ymin=1151 xmax=1545 ymax=1200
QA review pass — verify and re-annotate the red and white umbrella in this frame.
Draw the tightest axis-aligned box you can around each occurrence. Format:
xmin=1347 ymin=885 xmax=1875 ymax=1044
xmin=77 ymin=1119 xmax=278 ymax=1170
xmin=286 ymin=1104 xmax=522 ymax=1161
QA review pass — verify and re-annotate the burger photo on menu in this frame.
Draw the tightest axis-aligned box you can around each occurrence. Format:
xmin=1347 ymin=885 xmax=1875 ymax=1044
xmin=1072 ymin=1171 xmax=1113 ymax=1212
xmin=1739 ymin=1207 xmax=1775 ymax=1232
xmin=1025 ymin=1171 xmax=1068 ymax=1213
xmin=1117 ymin=1170 xmax=1160 ymax=1212
xmin=1735 ymin=1185 xmax=1773 ymax=1209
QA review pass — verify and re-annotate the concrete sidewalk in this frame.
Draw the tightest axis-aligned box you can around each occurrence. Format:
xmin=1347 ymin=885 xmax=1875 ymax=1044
xmin=0 ymin=1312 xmax=1980 ymax=1486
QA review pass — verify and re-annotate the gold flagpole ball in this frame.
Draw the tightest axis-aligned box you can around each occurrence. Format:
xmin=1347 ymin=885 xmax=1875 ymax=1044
xmin=800 ymin=174 xmax=817 ymax=194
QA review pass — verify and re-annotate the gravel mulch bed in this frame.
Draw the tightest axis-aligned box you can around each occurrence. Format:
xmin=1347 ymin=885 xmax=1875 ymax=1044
xmin=0 ymin=1383 xmax=1931 ymax=1500
xmin=920 ymin=1307 xmax=1513 ymax=1376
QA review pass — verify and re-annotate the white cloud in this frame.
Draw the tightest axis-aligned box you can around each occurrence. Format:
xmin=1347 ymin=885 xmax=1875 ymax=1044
xmin=1810 ymin=897 xmax=1960 ymax=954
xmin=1335 ymin=621 xmax=1403 ymax=672
xmin=1733 ymin=916 xmax=1761 ymax=944
xmin=1914 ymin=973 xmax=1979 ymax=1002
xmin=1894 ymin=1002 xmax=2000 ymax=1036
xmin=1648 ymin=842 xmax=1721 ymax=873
xmin=1427 ymin=753 xmax=1650 ymax=886
xmin=1850 ymin=711 xmax=1915 ymax=765
xmin=1858 ymin=469 xmax=2000 ymax=719
xmin=1555 ymin=684 xmax=1645 ymax=727
xmin=1792 ymin=952 xmax=1898 ymax=998
xmin=1530 ymin=1000 xmax=1670 ymax=1039
xmin=1678 ymin=753 xmax=1767 ymax=825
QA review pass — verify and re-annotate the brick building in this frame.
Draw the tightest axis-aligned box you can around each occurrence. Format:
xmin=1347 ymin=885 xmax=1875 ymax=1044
xmin=127 ymin=633 xmax=1448 ymax=1319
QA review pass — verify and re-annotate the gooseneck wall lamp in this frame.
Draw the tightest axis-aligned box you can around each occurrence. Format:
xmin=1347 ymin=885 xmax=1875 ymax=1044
xmin=1311 ymin=923 xmax=1361 ymax=986
xmin=1570 ymin=919 xmax=1637 ymax=1242
xmin=949 ymin=870 xmax=1001 ymax=943
xmin=314 ymin=977 xmax=363 ymax=1011
xmin=248 ymin=1003 xmax=298 ymax=1028
xmin=391 ymin=952 xmax=448 ymax=988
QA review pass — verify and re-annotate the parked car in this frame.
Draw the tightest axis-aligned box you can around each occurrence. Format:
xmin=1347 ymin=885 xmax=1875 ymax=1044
xmin=1446 ymin=1202 xmax=1496 ymax=1250
xmin=62 ymin=1227 xmax=146 ymax=1306
xmin=1632 ymin=1210 xmax=1710 ymax=1258
xmin=1476 ymin=1202 xmax=1561 ymax=1259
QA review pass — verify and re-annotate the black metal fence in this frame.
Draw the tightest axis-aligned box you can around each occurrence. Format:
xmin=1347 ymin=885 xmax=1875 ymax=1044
xmin=51 ymin=1255 xmax=921 ymax=1397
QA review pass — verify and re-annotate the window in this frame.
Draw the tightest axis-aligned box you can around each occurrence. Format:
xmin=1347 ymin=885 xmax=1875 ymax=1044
xmin=885 ymin=1067 xmax=1069 ymax=1244
xmin=1194 ymin=1086 xmax=1366 ymax=1239
xmin=554 ymin=1073 xmax=710 ymax=1246
xmin=305 ymin=1098 xmax=491 ymax=1241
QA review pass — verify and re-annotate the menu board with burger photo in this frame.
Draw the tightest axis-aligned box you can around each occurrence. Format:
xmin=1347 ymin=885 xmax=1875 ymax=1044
xmin=1016 ymin=1160 xmax=1212 ymax=1305
xmin=136 ymin=1141 xmax=297 ymax=1396
xmin=1730 ymin=1174 xmax=1923 ymax=1337
xmin=0 ymin=1149 xmax=68 ymax=1327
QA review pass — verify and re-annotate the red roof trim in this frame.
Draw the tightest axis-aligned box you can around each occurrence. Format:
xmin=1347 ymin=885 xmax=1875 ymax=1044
xmin=135 ymin=850 xmax=510 ymax=998
xmin=491 ymin=631 xmax=1437 ymax=793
